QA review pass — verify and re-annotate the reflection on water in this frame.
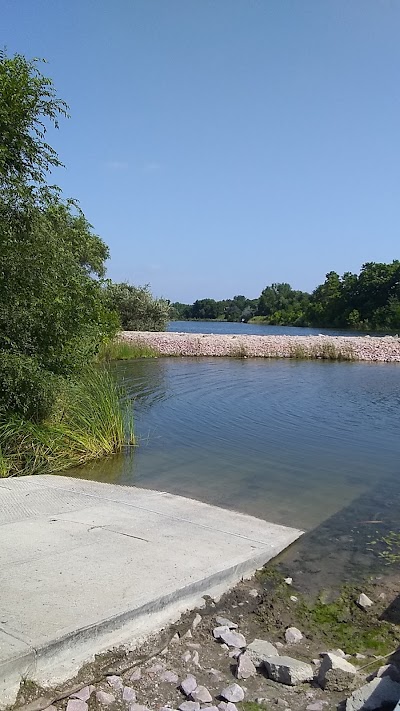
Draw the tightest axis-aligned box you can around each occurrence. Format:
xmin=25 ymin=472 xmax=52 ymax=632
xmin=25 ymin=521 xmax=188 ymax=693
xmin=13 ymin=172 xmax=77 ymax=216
xmin=69 ymin=358 xmax=400 ymax=538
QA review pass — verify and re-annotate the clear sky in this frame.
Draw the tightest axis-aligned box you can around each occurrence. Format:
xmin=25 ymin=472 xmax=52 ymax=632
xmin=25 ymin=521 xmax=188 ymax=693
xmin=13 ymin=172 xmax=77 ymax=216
xmin=2 ymin=1 xmax=400 ymax=302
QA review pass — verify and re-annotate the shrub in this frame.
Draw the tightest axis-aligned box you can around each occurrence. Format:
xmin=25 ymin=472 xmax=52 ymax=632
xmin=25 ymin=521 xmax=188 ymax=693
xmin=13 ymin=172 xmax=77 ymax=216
xmin=104 ymin=282 xmax=170 ymax=332
xmin=0 ymin=352 xmax=60 ymax=422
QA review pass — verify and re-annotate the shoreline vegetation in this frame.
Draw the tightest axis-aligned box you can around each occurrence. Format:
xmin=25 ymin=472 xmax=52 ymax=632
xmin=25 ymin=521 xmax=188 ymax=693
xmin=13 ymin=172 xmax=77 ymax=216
xmin=119 ymin=332 xmax=400 ymax=362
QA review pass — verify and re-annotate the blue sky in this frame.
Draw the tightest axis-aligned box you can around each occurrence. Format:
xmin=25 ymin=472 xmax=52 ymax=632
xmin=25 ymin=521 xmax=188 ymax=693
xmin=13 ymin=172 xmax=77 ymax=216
xmin=3 ymin=1 xmax=400 ymax=302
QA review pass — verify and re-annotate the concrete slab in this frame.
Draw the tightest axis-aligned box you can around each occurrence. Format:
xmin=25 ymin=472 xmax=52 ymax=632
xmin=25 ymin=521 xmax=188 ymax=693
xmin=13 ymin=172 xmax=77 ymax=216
xmin=0 ymin=475 xmax=302 ymax=706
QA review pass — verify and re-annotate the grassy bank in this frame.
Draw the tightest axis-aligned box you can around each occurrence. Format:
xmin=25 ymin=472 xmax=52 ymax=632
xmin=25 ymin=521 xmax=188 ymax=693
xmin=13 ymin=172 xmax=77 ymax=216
xmin=97 ymin=339 xmax=160 ymax=361
xmin=0 ymin=367 xmax=134 ymax=478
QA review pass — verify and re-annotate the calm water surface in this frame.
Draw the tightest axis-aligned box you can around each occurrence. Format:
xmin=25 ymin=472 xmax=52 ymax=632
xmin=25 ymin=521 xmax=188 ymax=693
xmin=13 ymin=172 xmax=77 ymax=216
xmin=168 ymin=320 xmax=388 ymax=337
xmin=70 ymin=358 xmax=400 ymax=537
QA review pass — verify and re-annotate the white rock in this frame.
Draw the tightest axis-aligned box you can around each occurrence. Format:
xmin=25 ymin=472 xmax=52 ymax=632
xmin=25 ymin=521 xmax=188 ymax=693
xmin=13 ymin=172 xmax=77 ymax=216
xmin=228 ymin=647 xmax=242 ymax=659
xmin=284 ymin=577 xmax=293 ymax=585
xmin=346 ymin=677 xmax=400 ymax=711
xmin=355 ymin=653 xmax=366 ymax=660
xmin=247 ymin=638 xmax=279 ymax=667
xmin=66 ymin=701 xmax=88 ymax=711
xmin=192 ymin=651 xmax=200 ymax=667
xmin=236 ymin=652 xmax=256 ymax=679
xmin=357 ymin=593 xmax=374 ymax=610
xmin=215 ymin=616 xmax=238 ymax=629
xmin=220 ymin=643 xmax=229 ymax=651
xmin=70 ymin=687 xmax=94 ymax=702
xmin=323 ymin=648 xmax=346 ymax=658
xmin=129 ymin=706 xmax=151 ymax=711
xmin=96 ymin=691 xmax=116 ymax=706
xmin=264 ymin=656 xmax=314 ymax=686
xmin=161 ymin=671 xmax=179 ymax=683
xmin=130 ymin=668 xmax=142 ymax=681
xmin=219 ymin=630 xmax=246 ymax=648
xmin=306 ymin=703 xmax=328 ymax=711
xmin=181 ymin=675 xmax=198 ymax=696
xmin=218 ymin=704 xmax=238 ymax=711
xmin=249 ymin=589 xmax=259 ymax=598
xmin=290 ymin=596 xmax=298 ymax=602
xmin=179 ymin=703 xmax=200 ymax=711
xmin=192 ymin=613 xmax=202 ymax=629
xmin=106 ymin=675 xmax=123 ymax=691
xmin=182 ymin=651 xmax=192 ymax=663
xmin=182 ymin=629 xmax=193 ymax=639
xmin=213 ymin=625 xmax=230 ymax=639
xmin=191 ymin=686 xmax=212 ymax=703
xmin=284 ymin=627 xmax=303 ymax=644
xmin=318 ymin=653 xmax=357 ymax=692
xmin=123 ymin=687 xmax=137 ymax=702
xmin=220 ymin=684 xmax=245 ymax=703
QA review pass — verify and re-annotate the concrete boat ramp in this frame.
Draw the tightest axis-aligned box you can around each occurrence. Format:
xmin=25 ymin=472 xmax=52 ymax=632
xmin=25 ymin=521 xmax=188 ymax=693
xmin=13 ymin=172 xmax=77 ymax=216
xmin=0 ymin=475 xmax=302 ymax=706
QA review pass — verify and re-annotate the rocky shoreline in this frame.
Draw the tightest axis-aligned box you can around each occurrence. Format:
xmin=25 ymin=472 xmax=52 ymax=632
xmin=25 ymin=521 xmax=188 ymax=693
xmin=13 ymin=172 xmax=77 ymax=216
xmin=120 ymin=332 xmax=400 ymax=362
xmin=13 ymin=568 xmax=400 ymax=711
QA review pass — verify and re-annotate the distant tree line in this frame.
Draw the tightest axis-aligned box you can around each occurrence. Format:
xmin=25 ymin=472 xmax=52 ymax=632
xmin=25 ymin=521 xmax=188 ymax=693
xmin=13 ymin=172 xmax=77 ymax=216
xmin=170 ymin=261 xmax=400 ymax=331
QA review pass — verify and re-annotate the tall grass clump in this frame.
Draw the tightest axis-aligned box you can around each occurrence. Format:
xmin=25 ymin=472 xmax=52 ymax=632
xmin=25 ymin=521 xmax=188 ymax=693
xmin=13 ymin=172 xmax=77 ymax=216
xmin=289 ymin=341 xmax=355 ymax=361
xmin=0 ymin=367 xmax=134 ymax=477
xmin=97 ymin=339 xmax=159 ymax=361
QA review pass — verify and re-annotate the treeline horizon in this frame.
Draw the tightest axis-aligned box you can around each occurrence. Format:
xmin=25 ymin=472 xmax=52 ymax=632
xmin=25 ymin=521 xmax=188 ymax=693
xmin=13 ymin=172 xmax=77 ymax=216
xmin=170 ymin=261 xmax=400 ymax=331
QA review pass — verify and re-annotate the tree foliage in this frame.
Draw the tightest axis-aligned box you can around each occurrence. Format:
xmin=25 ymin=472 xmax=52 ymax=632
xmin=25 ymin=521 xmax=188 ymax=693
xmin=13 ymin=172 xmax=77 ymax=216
xmin=104 ymin=282 xmax=170 ymax=332
xmin=169 ymin=264 xmax=400 ymax=332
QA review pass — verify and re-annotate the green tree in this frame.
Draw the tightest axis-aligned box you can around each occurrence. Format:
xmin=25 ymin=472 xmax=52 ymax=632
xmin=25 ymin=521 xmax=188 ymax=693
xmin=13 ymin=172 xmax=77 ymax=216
xmin=0 ymin=52 xmax=117 ymax=420
xmin=104 ymin=282 xmax=170 ymax=331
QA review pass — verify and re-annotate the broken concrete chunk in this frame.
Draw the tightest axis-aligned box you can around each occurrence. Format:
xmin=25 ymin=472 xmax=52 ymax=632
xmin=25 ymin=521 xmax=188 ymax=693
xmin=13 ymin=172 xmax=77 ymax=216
xmin=70 ymin=686 xmax=94 ymax=701
xmin=247 ymin=638 xmax=279 ymax=667
xmin=284 ymin=627 xmax=303 ymax=644
xmin=123 ymin=687 xmax=137 ymax=702
xmin=181 ymin=675 xmax=198 ymax=696
xmin=346 ymin=677 xmax=400 ymax=711
xmin=161 ymin=670 xmax=179 ymax=683
xmin=375 ymin=663 xmax=400 ymax=682
xmin=106 ymin=675 xmax=123 ymax=691
xmin=357 ymin=593 xmax=374 ymax=610
xmin=96 ymin=691 xmax=116 ymax=706
xmin=66 ymin=701 xmax=88 ymax=711
xmin=219 ymin=630 xmax=246 ymax=648
xmin=179 ymin=703 xmax=200 ymax=711
xmin=130 ymin=667 xmax=142 ymax=681
xmin=264 ymin=656 xmax=314 ymax=686
xmin=220 ymin=683 xmax=245 ymax=702
xmin=215 ymin=616 xmax=238 ymax=629
xmin=236 ymin=652 xmax=257 ymax=679
xmin=191 ymin=685 xmax=212 ymax=703
xmin=192 ymin=613 xmax=202 ymax=629
xmin=213 ymin=625 xmax=231 ymax=639
xmin=318 ymin=653 xmax=357 ymax=692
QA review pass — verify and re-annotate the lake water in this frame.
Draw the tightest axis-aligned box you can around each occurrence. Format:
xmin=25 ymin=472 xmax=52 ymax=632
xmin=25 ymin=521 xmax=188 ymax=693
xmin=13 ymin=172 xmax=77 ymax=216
xmin=167 ymin=320 xmax=385 ymax=337
xmin=71 ymin=357 xmax=400 ymax=533
xmin=68 ymin=324 xmax=400 ymax=588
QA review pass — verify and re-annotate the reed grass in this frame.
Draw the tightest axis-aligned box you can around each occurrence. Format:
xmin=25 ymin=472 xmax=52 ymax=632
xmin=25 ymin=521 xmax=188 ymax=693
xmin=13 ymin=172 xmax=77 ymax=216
xmin=289 ymin=342 xmax=356 ymax=361
xmin=0 ymin=367 xmax=134 ymax=476
xmin=97 ymin=339 xmax=159 ymax=362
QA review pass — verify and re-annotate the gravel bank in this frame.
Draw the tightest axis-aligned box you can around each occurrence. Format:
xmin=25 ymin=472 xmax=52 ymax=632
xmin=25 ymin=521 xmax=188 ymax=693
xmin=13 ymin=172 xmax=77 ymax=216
xmin=120 ymin=331 xmax=400 ymax=362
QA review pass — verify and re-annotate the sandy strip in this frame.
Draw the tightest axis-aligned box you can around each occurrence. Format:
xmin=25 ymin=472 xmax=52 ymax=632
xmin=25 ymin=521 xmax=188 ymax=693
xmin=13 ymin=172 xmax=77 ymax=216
xmin=120 ymin=331 xmax=400 ymax=362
